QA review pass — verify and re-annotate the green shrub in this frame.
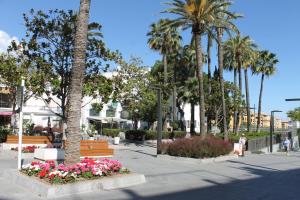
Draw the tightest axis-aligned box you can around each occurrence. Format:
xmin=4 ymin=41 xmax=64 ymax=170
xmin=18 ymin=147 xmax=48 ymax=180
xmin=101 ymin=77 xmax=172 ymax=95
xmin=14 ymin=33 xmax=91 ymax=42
xmin=161 ymin=135 xmax=232 ymax=158
xmin=144 ymin=130 xmax=186 ymax=140
xmin=173 ymin=131 xmax=186 ymax=138
xmin=102 ymin=128 xmax=122 ymax=137
xmin=125 ymin=130 xmax=146 ymax=141
xmin=0 ymin=126 xmax=12 ymax=142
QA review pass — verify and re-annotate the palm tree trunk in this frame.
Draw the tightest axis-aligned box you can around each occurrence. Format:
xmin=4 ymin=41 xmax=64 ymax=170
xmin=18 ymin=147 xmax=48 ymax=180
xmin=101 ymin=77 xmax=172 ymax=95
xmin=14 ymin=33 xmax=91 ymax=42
xmin=163 ymin=54 xmax=168 ymax=84
xmin=256 ymin=73 xmax=264 ymax=132
xmin=207 ymin=35 xmax=212 ymax=95
xmin=163 ymin=54 xmax=169 ymax=131
xmin=236 ymin=62 xmax=243 ymax=134
xmin=173 ymin=64 xmax=177 ymax=125
xmin=217 ymin=28 xmax=228 ymax=140
xmin=194 ymin=33 xmax=206 ymax=135
xmin=190 ymin=102 xmax=195 ymax=135
xmin=65 ymin=0 xmax=91 ymax=166
xmin=244 ymin=67 xmax=251 ymax=132
xmin=233 ymin=68 xmax=238 ymax=133
xmin=207 ymin=34 xmax=212 ymax=133
xmin=173 ymin=86 xmax=177 ymax=124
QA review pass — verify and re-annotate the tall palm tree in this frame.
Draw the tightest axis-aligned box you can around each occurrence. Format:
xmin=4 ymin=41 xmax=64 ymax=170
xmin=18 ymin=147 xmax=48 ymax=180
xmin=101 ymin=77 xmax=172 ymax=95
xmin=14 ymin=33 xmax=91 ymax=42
xmin=147 ymin=19 xmax=182 ymax=85
xmin=215 ymin=11 xmax=240 ymax=140
xmin=243 ymin=50 xmax=257 ymax=132
xmin=224 ymin=38 xmax=238 ymax=132
xmin=65 ymin=0 xmax=91 ymax=165
xmin=252 ymin=51 xmax=278 ymax=132
xmin=164 ymin=0 xmax=234 ymax=135
xmin=147 ymin=19 xmax=181 ymax=130
xmin=223 ymin=35 xmax=256 ymax=133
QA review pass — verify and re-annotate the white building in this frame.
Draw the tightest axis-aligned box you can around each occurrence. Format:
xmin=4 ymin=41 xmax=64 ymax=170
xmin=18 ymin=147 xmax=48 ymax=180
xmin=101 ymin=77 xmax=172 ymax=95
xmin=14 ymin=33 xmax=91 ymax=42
xmin=1 ymin=70 xmax=205 ymax=133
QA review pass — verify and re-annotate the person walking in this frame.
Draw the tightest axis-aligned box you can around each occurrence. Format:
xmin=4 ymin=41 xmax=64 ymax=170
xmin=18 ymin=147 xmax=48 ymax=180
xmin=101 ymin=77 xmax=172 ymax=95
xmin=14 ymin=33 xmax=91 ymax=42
xmin=283 ymin=137 xmax=291 ymax=155
xmin=239 ymin=133 xmax=247 ymax=157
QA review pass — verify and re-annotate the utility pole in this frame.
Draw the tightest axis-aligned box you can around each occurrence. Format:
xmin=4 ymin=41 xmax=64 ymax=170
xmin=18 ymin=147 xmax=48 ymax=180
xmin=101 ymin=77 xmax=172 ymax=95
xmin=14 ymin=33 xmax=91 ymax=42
xmin=150 ymin=86 xmax=162 ymax=155
xmin=17 ymin=79 xmax=25 ymax=170
xmin=270 ymin=110 xmax=282 ymax=153
xmin=157 ymin=88 xmax=162 ymax=154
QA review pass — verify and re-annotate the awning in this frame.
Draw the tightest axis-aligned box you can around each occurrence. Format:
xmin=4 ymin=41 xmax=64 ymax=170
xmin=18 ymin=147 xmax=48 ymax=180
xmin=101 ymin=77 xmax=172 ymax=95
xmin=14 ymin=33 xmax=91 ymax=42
xmin=87 ymin=116 xmax=131 ymax=123
xmin=0 ymin=111 xmax=13 ymax=116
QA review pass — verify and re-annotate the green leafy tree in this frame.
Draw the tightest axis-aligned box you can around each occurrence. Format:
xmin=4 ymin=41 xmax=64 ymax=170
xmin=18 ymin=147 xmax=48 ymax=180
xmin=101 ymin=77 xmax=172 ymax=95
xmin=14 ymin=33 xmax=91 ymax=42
xmin=252 ymin=50 xmax=278 ymax=132
xmin=114 ymin=57 xmax=156 ymax=130
xmin=287 ymin=108 xmax=300 ymax=121
xmin=8 ymin=9 xmax=121 ymax=123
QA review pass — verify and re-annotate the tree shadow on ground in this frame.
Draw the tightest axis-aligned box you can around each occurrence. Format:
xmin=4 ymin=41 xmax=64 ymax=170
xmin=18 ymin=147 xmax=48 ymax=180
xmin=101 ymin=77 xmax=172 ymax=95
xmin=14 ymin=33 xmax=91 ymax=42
xmin=121 ymin=165 xmax=300 ymax=200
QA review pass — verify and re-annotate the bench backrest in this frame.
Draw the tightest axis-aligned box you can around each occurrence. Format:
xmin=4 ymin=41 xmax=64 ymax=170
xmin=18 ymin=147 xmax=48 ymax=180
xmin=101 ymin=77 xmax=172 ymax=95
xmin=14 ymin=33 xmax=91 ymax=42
xmin=6 ymin=135 xmax=52 ymax=144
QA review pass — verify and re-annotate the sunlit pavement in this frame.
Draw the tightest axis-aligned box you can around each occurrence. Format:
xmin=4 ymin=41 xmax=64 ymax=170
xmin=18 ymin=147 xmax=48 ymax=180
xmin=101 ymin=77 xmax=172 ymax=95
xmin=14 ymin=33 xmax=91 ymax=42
xmin=1 ymin=144 xmax=300 ymax=200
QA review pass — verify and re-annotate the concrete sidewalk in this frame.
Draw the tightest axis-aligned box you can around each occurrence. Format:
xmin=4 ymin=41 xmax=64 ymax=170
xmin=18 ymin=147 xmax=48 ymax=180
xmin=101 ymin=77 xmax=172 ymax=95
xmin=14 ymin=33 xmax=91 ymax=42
xmin=1 ymin=144 xmax=300 ymax=200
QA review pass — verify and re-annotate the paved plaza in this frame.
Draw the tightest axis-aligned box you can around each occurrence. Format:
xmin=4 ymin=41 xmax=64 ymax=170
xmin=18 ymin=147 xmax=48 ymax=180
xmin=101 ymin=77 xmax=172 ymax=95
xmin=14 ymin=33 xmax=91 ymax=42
xmin=1 ymin=143 xmax=300 ymax=200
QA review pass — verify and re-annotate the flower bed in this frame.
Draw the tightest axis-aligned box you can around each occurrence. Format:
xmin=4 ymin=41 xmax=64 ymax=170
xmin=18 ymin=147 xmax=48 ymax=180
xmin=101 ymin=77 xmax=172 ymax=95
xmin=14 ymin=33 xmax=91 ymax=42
xmin=21 ymin=158 xmax=129 ymax=184
xmin=11 ymin=145 xmax=38 ymax=153
xmin=160 ymin=135 xmax=233 ymax=158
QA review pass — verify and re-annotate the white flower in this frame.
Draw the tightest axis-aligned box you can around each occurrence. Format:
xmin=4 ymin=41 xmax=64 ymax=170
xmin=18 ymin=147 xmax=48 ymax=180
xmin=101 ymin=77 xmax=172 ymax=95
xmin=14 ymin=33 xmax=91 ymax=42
xmin=71 ymin=173 xmax=77 ymax=178
xmin=22 ymin=164 xmax=31 ymax=169
xmin=62 ymin=171 xmax=68 ymax=177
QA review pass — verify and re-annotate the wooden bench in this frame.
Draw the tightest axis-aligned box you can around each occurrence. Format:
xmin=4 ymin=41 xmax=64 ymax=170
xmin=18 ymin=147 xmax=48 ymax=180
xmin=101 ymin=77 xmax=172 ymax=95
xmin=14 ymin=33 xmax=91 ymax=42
xmin=6 ymin=135 xmax=52 ymax=144
xmin=5 ymin=136 xmax=114 ymax=157
xmin=80 ymin=140 xmax=114 ymax=157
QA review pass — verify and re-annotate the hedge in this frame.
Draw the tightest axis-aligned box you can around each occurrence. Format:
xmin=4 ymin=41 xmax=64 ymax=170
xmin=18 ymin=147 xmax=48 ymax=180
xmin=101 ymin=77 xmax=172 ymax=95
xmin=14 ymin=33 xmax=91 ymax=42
xmin=126 ymin=130 xmax=186 ymax=141
xmin=0 ymin=126 xmax=12 ymax=143
xmin=102 ymin=128 xmax=122 ymax=137
xmin=161 ymin=135 xmax=233 ymax=158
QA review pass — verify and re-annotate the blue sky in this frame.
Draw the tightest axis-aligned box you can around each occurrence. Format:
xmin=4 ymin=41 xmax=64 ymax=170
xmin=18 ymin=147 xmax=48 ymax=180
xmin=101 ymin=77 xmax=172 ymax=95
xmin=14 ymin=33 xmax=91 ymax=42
xmin=0 ymin=0 xmax=299 ymax=119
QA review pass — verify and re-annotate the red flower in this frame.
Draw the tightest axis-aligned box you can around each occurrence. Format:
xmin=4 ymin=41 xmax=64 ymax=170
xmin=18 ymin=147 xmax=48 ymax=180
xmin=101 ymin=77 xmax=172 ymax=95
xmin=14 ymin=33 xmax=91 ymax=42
xmin=39 ymin=169 xmax=48 ymax=178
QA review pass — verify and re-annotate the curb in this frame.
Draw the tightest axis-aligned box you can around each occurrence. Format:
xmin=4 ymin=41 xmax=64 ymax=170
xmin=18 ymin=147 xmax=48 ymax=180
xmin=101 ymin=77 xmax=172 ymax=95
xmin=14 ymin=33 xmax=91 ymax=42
xmin=157 ymin=154 xmax=238 ymax=164
xmin=2 ymin=170 xmax=146 ymax=198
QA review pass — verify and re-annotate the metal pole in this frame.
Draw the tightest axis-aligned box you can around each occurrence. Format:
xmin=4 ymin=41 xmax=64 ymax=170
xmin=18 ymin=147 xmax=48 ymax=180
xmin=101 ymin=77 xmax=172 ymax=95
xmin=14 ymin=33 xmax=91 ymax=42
xmin=270 ymin=112 xmax=273 ymax=153
xmin=157 ymin=88 xmax=162 ymax=155
xmin=17 ymin=79 xmax=25 ymax=170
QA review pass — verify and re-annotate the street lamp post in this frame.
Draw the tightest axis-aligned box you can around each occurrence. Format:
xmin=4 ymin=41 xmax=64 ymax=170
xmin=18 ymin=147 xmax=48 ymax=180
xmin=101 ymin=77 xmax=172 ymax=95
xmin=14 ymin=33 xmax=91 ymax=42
xmin=149 ymin=86 xmax=162 ymax=155
xmin=17 ymin=79 xmax=25 ymax=170
xmin=270 ymin=110 xmax=282 ymax=153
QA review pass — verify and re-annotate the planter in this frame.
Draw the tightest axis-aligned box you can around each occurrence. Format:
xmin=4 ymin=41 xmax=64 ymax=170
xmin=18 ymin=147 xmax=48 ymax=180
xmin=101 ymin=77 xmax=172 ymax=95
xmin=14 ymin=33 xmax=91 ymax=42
xmin=34 ymin=148 xmax=64 ymax=161
xmin=114 ymin=137 xmax=120 ymax=145
xmin=89 ymin=137 xmax=94 ymax=140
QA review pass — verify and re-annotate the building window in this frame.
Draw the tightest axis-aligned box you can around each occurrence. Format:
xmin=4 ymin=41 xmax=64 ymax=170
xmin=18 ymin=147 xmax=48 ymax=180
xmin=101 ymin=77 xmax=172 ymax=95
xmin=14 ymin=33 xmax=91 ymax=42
xmin=106 ymin=106 xmax=116 ymax=117
xmin=89 ymin=108 xmax=99 ymax=116
xmin=0 ymin=92 xmax=12 ymax=108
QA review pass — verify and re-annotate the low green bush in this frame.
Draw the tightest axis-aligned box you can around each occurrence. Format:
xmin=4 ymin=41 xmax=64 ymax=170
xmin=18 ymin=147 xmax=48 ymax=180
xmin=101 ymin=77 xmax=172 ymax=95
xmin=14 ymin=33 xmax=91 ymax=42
xmin=0 ymin=126 xmax=12 ymax=142
xmin=102 ymin=128 xmax=122 ymax=137
xmin=217 ymin=131 xmax=271 ymax=143
xmin=161 ymin=135 xmax=232 ymax=158
xmin=143 ymin=130 xmax=186 ymax=140
xmin=125 ymin=130 xmax=146 ymax=141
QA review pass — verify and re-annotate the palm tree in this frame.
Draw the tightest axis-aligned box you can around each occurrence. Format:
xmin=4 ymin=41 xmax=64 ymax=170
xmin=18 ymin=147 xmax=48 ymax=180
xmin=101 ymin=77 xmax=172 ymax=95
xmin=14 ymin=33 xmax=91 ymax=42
xmin=215 ymin=11 xmax=240 ymax=140
xmin=65 ymin=0 xmax=91 ymax=166
xmin=223 ymin=35 xmax=256 ymax=133
xmin=181 ymin=45 xmax=197 ymax=134
xmin=164 ymin=0 xmax=234 ymax=135
xmin=147 ymin=19 xmax=181 ymax=130
xmin=243 ymin=50 xmax=257 ymax=132
xmin=252 ymin=50 xmax=278 ymax=132
xmin=147 ymin=19 xmax=182 ymax=85
xmin=224 ymin=38 xmax=238 ymax=133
